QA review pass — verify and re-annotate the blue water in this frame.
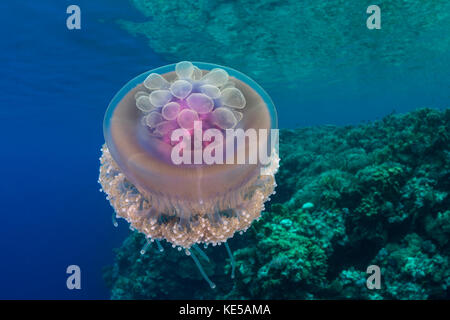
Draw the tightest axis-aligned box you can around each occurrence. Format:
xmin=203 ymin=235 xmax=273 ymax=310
xmin=1 ymin=1 xmax=448 ymax=299
xmin=0 ymin=0 xmax=166 ymax=299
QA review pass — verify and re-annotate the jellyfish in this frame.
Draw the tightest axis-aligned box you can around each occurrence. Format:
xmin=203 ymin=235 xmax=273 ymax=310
xmin=99 ymin=62 xmax=279 ymax=288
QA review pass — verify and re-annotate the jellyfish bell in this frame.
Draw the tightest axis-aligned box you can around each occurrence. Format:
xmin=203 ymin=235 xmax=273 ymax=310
xmin=99 ymin=62 xmax=279 ymax=287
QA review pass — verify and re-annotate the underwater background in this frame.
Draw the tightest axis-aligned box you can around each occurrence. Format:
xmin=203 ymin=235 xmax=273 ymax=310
xmin=1 ymin=0 xmax=449 ymax=299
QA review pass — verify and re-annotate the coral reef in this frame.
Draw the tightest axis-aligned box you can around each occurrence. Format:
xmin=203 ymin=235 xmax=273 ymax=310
xmin=104 ymin=108 xmax=449 ymax=299
xmin=119 ymin=1 xmax=450 ymax=85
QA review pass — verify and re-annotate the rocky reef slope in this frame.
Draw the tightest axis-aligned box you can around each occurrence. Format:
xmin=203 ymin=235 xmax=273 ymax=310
xmin=104 ymin=108 xmax=449 ymax=299
xmin=119 ymin=1 xmax=450 ymax=85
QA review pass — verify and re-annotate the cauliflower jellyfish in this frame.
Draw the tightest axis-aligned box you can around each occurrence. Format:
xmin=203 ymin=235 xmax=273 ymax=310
xmin=99 ymin=62 xmax=279 ymax=288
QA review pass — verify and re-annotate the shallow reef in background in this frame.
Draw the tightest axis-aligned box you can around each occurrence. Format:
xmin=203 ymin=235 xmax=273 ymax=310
xmin=103 ymin=108 xmax=449 ymax=299
xmin=118 ymin=0 xmax=450 ymax=86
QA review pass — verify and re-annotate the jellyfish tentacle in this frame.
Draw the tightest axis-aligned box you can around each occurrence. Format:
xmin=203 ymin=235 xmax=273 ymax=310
xmin=140 ymin=238 xmax=151 ymax=255
xmin=192 ymin=244 xmax=210 ymax=263
xmin=225 ymin=242 xmax=235 ymax=279
xmin=155 ymin=239 xmax=164 ymax=252
xmin=188 ymin=249 xmax=216 ymax=289
xmin=112 ymin=212 xmax=118 ymax=227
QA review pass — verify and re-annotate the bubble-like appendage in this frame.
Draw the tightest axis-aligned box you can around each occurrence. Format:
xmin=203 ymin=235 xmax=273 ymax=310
xmin=162 ymin=102 xmax=180 ymax=120
xmin=134 ymin=91 xmax=149 ymax=100
xmin=144 ymin=112 xmax=164 ymax=128
xmin=221 ymin=88 xmax=246 ymax=109
xmin=100 ymin=61 xmax=278 ymax=249
xmin=144 ymin=73 xmax=169 ymax=90
xmin=177 ymin=108 xmax=199 ymax=130
xmin=201 ymin=68 xmax=229 ymax=87
xmin=211 ymin=107 xmax=238 ymax=129
xmin=150 ymin=90 xmax=173 ymax=107
xmin=186 ymin=93 xmax=214 ymax=114
xmin=175 ymin=61 xmax=195 ymax=79
xmin=192 ymin=66 xmax=203 ymax=80
xmin=155 ymin=120 xmax=178 ymax=136
xmin=131 ymin=62 xmax=251 ymax=142
xmin=170 ymin=80 xmax=192 ymax=99
xmin=136 ymin=95 xmax=154 ymax=112
xmin=232 ymin=110 xmax=243 ymax=122
xmin=221 ymin=81 xmax=235 ymax=90
xmin=200 ymin=85 xmax=221 ymax=99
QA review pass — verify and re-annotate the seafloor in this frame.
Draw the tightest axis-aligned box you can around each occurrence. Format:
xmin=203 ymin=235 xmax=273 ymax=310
xmin=103 ymin=108 xmax=449 ymax=299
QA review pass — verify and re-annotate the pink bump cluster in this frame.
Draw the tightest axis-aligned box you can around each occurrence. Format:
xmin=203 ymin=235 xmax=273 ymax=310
xmin=135 ymin=61 xmax=246 ymax=146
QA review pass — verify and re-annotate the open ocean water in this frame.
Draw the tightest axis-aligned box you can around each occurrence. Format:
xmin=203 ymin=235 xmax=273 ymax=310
xmin=0 ymin=0 xmax=166 ymax=299
xmin=1 ymin=0 xmax=449 ymax=299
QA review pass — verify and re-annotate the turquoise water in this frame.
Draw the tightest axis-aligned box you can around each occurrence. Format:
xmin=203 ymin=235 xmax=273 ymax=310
xmin=120 ymin=0 xmax=450 ymax=127
xmin=1 ymin=0 xmax=448 ymax=299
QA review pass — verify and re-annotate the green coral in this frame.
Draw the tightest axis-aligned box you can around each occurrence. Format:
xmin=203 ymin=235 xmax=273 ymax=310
xmin=226 ymin=211 xmax=328 ymax=299
xmin=371 ymin=234 xmax=449 ymax=299
xmin=425 ymin=210 xmax=450 ymax=247
xmin=105 ymin=108 xmax=449 ymax=299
